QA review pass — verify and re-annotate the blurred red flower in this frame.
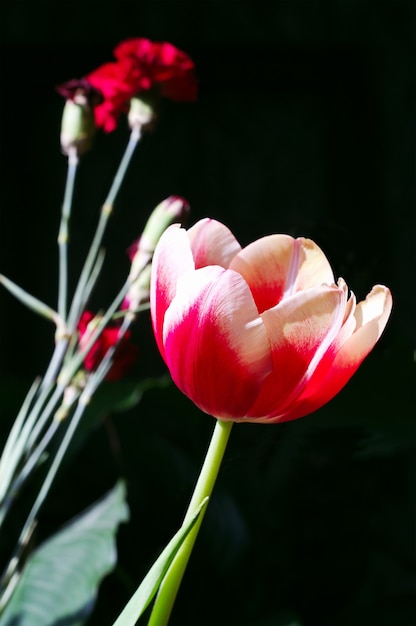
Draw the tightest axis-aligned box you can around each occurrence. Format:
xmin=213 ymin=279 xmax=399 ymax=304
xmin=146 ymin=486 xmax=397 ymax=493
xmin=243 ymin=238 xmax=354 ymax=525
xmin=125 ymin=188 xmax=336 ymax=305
xmin=114 ymin=38 xmax=198 ymax=101
xmin=87 ymin=38 xmax=197 ymax=132
xmin=78 ymin=311 xmax=138 ymax=381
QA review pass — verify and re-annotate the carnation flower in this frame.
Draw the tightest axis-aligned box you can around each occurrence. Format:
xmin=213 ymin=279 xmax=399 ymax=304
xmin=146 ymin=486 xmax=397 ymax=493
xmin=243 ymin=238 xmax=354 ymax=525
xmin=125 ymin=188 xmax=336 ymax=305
xmin=87 ymin=38 xmax=197 ymax=132
xmin=114 ymin=38 xmax=198 ymax=102
xmin=78 ymin=311 xmax=138 ymax=381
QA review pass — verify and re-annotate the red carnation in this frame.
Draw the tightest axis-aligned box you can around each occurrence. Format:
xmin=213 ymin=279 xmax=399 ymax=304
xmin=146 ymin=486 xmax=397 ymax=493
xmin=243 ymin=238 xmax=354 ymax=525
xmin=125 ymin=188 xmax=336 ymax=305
xmin=87 ymin=58 xmax=144 ymax=132
xmin=78 ymin=311 xmax=138 ymax=381
xmin=114 ymin=38 xmax=198 ymax=102
xmin=86 ymin=37 xmax=197 ymax=132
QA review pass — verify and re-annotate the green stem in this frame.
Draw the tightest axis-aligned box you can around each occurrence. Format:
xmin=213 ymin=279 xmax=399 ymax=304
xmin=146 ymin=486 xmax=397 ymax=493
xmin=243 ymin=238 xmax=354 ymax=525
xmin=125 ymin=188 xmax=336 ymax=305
xmin=0 ymin=378 xmax=95 ymax=600
xmin=147 ymin=418 xmax=233 ymax=626
xmin=67 ymin=129 xmax=141 ymax=332
xmin=57 ymin=150 xmax=79 ymax=320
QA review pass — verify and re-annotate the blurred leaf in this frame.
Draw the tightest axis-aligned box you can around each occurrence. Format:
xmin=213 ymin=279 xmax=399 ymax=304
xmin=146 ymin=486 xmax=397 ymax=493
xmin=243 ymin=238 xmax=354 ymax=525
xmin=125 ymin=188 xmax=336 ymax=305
xmin=111 ymin=497 xmax=208 ymax=626
xmin=0 ymin=481 xmax=129 ymax=626
xmin=77 ymin=375 xmax=171 ymax=434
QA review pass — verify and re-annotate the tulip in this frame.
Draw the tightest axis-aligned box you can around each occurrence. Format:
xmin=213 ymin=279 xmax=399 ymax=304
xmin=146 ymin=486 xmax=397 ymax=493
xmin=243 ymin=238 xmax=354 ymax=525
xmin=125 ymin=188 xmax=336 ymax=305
xmin=150 ymin=218 xmax=392 ymax=422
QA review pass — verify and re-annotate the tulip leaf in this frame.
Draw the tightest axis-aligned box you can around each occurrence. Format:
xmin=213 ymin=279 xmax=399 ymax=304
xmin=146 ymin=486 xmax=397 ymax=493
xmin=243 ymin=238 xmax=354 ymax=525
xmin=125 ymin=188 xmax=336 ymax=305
xmin=112 ymin=497 xmax=208 ymax=626
xmin=0 ymin=481 xmax=129 ymax=626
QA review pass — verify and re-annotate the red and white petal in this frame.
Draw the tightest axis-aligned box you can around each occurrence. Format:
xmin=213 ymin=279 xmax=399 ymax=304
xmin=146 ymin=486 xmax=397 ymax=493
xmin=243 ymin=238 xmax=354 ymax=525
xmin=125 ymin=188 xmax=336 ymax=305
xmin=150 ymin=224 xmax=195 ymax=358
xmin=246 ymin=284 xmax=346 ymax=420
xmin=162 ymin=266 xmax=273 ymax=419
xmin=272 ymin=285 xmax=393 ymax=422
xmin=288 ymin=238 xmax=335 ymax=295
xmin=229 ymin=234 xmax=296 ymax=314
xmin=187 ymin=218 xmax=242 ymax=269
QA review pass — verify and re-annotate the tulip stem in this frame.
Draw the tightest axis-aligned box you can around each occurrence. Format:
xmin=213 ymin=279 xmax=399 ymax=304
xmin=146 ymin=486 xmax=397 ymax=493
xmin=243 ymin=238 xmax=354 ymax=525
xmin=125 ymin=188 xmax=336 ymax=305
xmin=147 ymin=418 xmax=233 ymax=626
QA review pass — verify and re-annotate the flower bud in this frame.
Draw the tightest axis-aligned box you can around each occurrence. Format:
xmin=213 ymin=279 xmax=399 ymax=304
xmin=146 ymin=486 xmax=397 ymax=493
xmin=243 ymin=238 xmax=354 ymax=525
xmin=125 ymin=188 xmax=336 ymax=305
xmin=60 ymin=96 xmax=96 ymax=157
xmin=56 ymin=79 xmax=101 ymax=157
xmin=133 ymin=195 xmax=190 ymax=271
xmin=123 ymin=196 xmax=190 ymax=315
xmin=128 ymin=93 xmax=158 ymax=134
xmin=122 ymin=264 xmax=152 ymax=315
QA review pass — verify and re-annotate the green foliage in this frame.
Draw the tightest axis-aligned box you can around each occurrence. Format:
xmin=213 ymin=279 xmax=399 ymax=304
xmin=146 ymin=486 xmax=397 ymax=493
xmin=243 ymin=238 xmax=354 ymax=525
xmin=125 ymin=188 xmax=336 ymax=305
xmin=112 ymin=497 xmax=208 ymax=626
xmin=0 ymin=482 xmax=129 ymax=626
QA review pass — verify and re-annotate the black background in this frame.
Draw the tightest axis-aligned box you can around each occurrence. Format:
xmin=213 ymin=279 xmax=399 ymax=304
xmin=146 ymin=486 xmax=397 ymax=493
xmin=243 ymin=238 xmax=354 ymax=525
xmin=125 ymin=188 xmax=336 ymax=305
xmin=0 ymin=2 xmax=415 ymax=626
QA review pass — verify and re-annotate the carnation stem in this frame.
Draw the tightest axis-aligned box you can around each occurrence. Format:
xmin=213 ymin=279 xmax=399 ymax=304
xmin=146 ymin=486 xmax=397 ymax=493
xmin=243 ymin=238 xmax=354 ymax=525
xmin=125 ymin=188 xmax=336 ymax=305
xmin=147 ymin=418 xmax=233 ymax=626
xmin=67 ymin=128 xmax=141 ymax=332
xmin=0 ymin=384 xmax=95 ymax=604
xmin=57 ymin=149 xmax=79 ymax=320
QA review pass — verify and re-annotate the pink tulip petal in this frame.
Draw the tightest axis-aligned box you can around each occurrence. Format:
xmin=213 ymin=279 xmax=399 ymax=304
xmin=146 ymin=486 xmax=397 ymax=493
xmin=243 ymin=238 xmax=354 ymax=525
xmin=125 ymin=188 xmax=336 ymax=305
xmin=289 ymin=238 xmax=335 ymax=294
xmin=229 ymin=235 xmax=335 ymax=314
xmin=273 ymin=285 xmax=393 ymax=422
xmin=150 ymin=224 xmax=195 ymax=358
xmin=187 ymin=218 xmax=242 ymax=269
xmin=246 ymin=284 xmax=346 ymax=420
xmin=229 ymin=234 xmax=295 ymax=313
xmin=162 ymin=265 xmax=273 ymax=419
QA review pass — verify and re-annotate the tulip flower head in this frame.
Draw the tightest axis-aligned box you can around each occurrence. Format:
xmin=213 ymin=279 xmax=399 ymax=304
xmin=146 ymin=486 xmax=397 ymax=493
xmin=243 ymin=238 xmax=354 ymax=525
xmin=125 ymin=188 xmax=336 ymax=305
xmin=150 ymin=219 xmax=392 ymax=422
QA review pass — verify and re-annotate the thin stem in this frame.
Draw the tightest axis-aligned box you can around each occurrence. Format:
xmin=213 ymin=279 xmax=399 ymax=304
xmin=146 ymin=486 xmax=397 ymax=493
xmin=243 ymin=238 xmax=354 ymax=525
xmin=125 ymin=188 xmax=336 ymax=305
xmin=67 ymin=128 xmax=141 ymax=332
xmin=0 ymin=282 xmax=135 ymax=596
xmin=57 ymin=149 xmax=79 ymax=320
xmin=0 ymin=378 xmax=94 ymax=598
xmin=0 ymin=340 xmax=69 ymax=529
xmin=147 ymin=419 xmax=233 ymax=626
xmin=60 ymin=277 xmax=131 ymax=388
xmin=24 ymin=338 xmax=70 ymax=452
xmin=2 ymin=418 xmax=61 ymax=523
xmin=0 ymin=379 xmax=40 ymax=509
xmin=106 ymin=127 xmax=141 ymax=207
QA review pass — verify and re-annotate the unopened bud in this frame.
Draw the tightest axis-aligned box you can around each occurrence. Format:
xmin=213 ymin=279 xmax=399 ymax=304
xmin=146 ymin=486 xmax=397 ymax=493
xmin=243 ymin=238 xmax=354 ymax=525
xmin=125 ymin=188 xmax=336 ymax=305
xmin=128 ymin=93 xmax=158 ymax=134
xmin=60 ymin=96 xmax=96 ymax=157
xmin=124 ymin=196 xmax=190 ymax=315
xmin=131 ymin=196 xmax=190 ymax=277
xmin=57 ymin=78 xmax=101 ymax=157
xmin=123 ymin=264 xmax=152 ymax=315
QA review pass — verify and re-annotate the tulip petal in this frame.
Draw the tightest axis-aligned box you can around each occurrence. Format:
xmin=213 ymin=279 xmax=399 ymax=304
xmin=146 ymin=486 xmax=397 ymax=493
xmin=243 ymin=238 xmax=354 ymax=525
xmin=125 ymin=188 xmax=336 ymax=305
xmin=273 ymin=285 xmax=393 ymax=422
xmin=229 ymin=234 xmax=295 ymax=313
xmin=246 ymin=284 xmax=346 ymax=420
xmin=229 ymin=235 xmax=335 ymax=314
xmin=289 ymin=237 xmax=335 ymax=294
xmin=162 ymin=266 xmax=273 ymax=419
xmin=150 ymin=224 xmax=195 ymax=358
xmin=187 ymin=218 xmax=242 ymax=269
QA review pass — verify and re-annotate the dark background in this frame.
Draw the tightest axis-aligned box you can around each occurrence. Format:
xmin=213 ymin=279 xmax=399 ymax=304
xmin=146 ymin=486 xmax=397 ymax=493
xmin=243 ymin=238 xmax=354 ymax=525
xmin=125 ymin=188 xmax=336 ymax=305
xmin=0 ymin=2 xmax=415 ymax=625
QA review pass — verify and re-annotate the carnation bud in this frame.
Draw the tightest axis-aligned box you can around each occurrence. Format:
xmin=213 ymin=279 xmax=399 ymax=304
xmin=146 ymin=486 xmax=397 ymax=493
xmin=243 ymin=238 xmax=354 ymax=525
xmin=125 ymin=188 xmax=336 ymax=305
xmin=60 ymin=95 xmax=96 ymax=157
xmin=128 ymin=93 xmax=158 ymax=134
xmin=124 ymin=196 xmax=190 ymax=315
xmin=56 ymin=79 xmax=101 ymax=157
xmin=122 ymin=264 xmax=152 ymax=314
xmin=135 ymin=195 xmax=190 ymax=263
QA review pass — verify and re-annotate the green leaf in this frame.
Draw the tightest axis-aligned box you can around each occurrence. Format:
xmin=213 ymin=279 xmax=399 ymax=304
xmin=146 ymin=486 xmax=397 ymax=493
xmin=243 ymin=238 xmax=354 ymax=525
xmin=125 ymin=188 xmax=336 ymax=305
xmin=0 ymin=274 xmax=59 ymax=324
xmin=112 ymin=497 xmax=208 ymax=626
xmin=0 ymin=481 xmax=129 ymax=626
